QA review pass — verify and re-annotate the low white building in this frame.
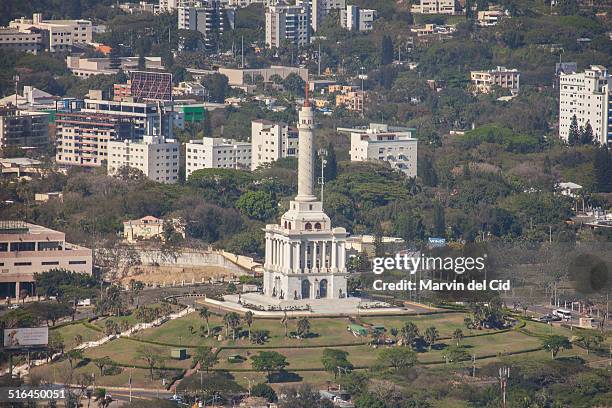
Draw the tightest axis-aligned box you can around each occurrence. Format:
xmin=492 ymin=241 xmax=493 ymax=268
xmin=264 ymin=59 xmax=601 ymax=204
xmin=107 ymin=135 xmax=180 ymax=184
xmin=174 ymin=81 xmax=206 ymax=97
xmin=185 ymin=137 xmax=252 ymax=178
xmin=470 ymin=66 xmax=520 ymax=94
xmin=123 ymin=215 xmax=186 ymax=242
xmin=66 ymin=55 xmax=164 ymax=78
xmin=477 ymin=10 xmax=506 ymax=27
xmin=411 ymin=0 xmax=456 ymax=14
xmin=344 ymin=235 xmax=406 ymax=257
xmin=251 ymin=119 xmax=298 ymax=170
xmin=340 ymin=5 xmax=376 ymax=32
xmin=9 ymin=13 xmax=92 ymax=53
xmin=339 ymin=123 xmax=418 ymax=177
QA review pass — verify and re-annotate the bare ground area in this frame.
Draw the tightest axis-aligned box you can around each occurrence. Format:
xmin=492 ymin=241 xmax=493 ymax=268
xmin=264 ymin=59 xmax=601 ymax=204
xmin=119 ymin=265 xmax=238 ymax=286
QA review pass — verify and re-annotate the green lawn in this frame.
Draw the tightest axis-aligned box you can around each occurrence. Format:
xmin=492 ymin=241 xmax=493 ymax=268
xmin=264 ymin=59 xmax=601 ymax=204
xmin=53 ymin=323 xmax=104 ymax=350
xmin=137 ymin=312 xmax=363 ymax=348
xmin=360 ymin=313 xmax=496 ymax=338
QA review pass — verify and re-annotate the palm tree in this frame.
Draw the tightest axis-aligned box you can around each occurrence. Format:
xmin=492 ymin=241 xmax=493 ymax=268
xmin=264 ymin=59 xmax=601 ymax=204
xmin=452 ymin=328 xmax=464 ymax=346
xmin=74 ymin=334 xmax=83 ymax=345
xmin=296 ymin=317 xmax=311 ymax=338
xmin=400 ymin=322 xmax=419 ymax=349
xmin=225 ymin=312 xmax=241 ymax=341
xmin=281 ymin=311 xmax=289 ymax=337
xmin=245 ymin=311 xmax=254 ymax=340
xmin=390 ymin=328 xmax=399 ymax=344
xmin=200 ymin=307 xmax=211 ymax=337
xmin=425 ymin=326 xmax=439 ymax=351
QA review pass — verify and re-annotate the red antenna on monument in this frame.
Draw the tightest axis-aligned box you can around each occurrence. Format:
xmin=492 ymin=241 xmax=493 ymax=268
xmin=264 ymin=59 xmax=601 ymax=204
xmin=304 ymin=81 xmax=310 ymax=107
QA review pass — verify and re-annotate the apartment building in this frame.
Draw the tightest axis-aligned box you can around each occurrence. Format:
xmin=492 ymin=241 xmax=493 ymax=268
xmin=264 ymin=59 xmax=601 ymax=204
xmin=185 ymin=137 xmax=251 ymax=177
xmin=9 ymin=13 xmax=92 ymax=52
xmin=335 ymin=91 xmax=364 ymax=112
xmin=80 ymin=99 xmax=174 ymax=138
xmin=0 ymin=221 xmax=92 ymax=299
xmin=178 ymin=0 xmax=230 ymax=50
xmin=477 ymin=10 xmax=506 ymax=27
xmin=107 ymin=135 xmax=180 ymax=183
xmin=299 ymin=0 xmax=346 ymax=32
xmin=470 ymin=66 xmax=520 ymax=94
xmin=159 ymin=0 xmax=192 ymax=12
xmin=123 ymin=215 xmax=186 ymax=242
xmin=265 ymin=3 xmax=310 ymax=48
xmin=218 ymin=66 xmax=309 ymax=87
xmin=340 ymin=5 xmax=376 ymax=32
xmin=411 ymin=0 xmax=456 ymax=14
xmin=55 ymin=111 xmax=135 ymax=167
xmin=66 ymin=55 xmax=164 ymax=78
xmin=559 ymin=65 xmax=611 ymax=146
xmin=0 ymin=105 xmax=49 ymax=154
xmin=251 ymin=119 xmax=298 ymax=170
xmin=0 ymin=27 xmax=44 ymax=54
xmin=339 ymin=123 xmax=418 ymax=177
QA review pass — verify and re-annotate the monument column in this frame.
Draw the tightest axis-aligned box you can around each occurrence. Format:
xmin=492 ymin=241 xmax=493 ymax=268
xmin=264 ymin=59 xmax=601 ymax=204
xmin=322 ymin=241 xmax=327 ymax=270
xmin=284 ymin=240 xmax=291 ymax=273
xmin=293 ymin=242 xmax=300 ymax=273
xmin=331 ymin=241 xmax=337 ymax=272
xmin=312 ymin=241 xmax=318 ymax=272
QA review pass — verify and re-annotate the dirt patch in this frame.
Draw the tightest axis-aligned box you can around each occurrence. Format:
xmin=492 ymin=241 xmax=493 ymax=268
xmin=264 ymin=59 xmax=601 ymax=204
xmin=119 ymin=265 xmax=238 ymax=286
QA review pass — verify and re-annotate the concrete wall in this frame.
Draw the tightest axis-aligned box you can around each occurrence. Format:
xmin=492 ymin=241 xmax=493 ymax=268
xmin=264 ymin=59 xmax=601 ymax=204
xmin=136 ymin=249 xmax=251 ymax=275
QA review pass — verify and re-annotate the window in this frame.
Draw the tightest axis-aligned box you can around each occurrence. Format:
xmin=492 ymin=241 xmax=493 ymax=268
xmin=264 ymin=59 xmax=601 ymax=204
xmin=42 ymin=261 xmax=60 ymax=266
xmin=305 ymin=222 xmax=312 ymax=230
xmin=14 ymin=262 xmax=32 ymax=266
xmin=69 ymin=260 xmax=87 ymax=265
xmin=10 ymin=242 xmax=36 ymax=252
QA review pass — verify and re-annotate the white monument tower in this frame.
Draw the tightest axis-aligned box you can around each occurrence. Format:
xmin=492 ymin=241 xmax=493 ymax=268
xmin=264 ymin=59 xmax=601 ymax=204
xmin=263 ymin=89 xmax=348 ymax=301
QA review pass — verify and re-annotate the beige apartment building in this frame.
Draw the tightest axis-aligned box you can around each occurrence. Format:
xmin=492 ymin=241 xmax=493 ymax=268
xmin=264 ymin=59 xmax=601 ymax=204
xmin=411 ymin=0 xmax=456 ymax=15
xmin=9 ymin=13 xmax=93 ymax=52
xmin=470 ymin=66 xmax=520 ymax=94
xmin=0 ymin=27 xmax=44 ymax=54
xmin=123 ymin=216 xmax=186 ymax=243
xmin=335 ymin=91 xmax=364 ymax=112
xmin=0 ymin=221 xmax=92 ymax=299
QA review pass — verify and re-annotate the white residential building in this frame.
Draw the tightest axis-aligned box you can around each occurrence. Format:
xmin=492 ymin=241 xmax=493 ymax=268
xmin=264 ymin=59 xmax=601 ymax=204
xmin=299 ymin=0 xmax=346 ymax=32
xmin=185 ymin=137 xmax=252 ymax=177
xmin=265 ymin=3 xmax=310 ymax=48
xmin=339 ymin=123 xmax=418 ymax=177
xmin=107 ymin=135 xmax=180 ymax=183
xmin=411 ymin=0 xmax=456 ymax=14
xmin=0 ymin=27 xmax=44 ymax=54
xmin=158 ymin=0 xmax=192 ymax=12
xmin=559 ymin=65 xmax=611 ymax=146
xmin=251 ymin=119 xmax=298 ymax=170
xmin=340 ymin=5 xmax=376 ymax=32
xmin=66 ymin=55 xmax=164 ymax=78
xmin=477 ymin=10 xmax=506 ymax=27
xmin=470 ymin=66 xmax=520 ymax=94
xmin=9 ymin=13 xmax=92 ymax=52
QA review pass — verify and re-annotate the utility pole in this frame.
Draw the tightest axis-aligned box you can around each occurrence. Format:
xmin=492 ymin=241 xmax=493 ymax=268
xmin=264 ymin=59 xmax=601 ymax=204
xmin=317 ymin=148 xmax=327 ymax=206
xmin=472 ymin=354 xmax=476 ymax=377
xmin=13 ymin=75 xmax=19 ymax=107
xmin=241 ymin=36 xmax=244 ymax=68
xmin=498 ymin=367 xmax=510 ymax=408
xmin=318 ymin=42 xmax=321 ymax=76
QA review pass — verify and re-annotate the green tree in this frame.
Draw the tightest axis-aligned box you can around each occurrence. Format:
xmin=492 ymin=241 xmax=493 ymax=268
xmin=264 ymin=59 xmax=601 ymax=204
xmin=424 ymin=326 xmax=439 ymax=351
xmin=400 ymin=322 xmax=420 ymax=349
xmin=282 ymin=73 xmax=306 ymax=96
xmin=66 ymin=349 xmax=83 ymax=369
xmin=236 ymin=190 xmax=278 ymax=221
xmin=251 ymin=383 xmax=277 ymax=402
xmin=593 ymin=146 xmax=612 ymax=193
xmin=568 ymin=115 xmax=579 ymax=145
xmin=321 ymin=348 xmax=353 ymax=378
xmin=202 ymin=73 xmax=229 ymax=103
xmin=193 ymin=346 xmax=218 ymax=372
xmin=381 ymin=35 xmax=394 ymax=65
xmin=224 ymin=312 xmax=241 ymax=340
xmin=245 ymin=310 xmax=254 ymax=339
xmin=580 ymin=333 xmax=603 ymax=355
xmin=93 ymin=356 xmax=113 ymax=376
xmin=542 ymin=335 xmax=572 ymax=359
xmin=452 ymin=328 xmax=464 ymax=346
xmin=377 ymin=347 xmax=417 ymax=370
xmin=251 ymin=351 xmax=288 ymax=382
xmin=432 ymin=201 xmax=446 ymax=237
xmin=138 ymin=346 xmax=164 ymax=380
xmin=323 ymin=142 xmax=337 ymax=182
xmin=296 ymin=317 xmax=311 ymax=338
xmin=580 ymin=121 xmax=594 ymax=145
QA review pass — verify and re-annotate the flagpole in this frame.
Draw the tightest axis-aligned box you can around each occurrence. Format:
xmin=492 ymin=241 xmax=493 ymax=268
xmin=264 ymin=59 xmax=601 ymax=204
xmin=129 ymin=367 xmax=133 ymax=402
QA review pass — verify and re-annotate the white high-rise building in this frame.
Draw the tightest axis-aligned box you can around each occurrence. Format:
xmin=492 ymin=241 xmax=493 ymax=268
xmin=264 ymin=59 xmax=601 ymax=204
xmin=107 ymin=135 xmax=180 ymax=183
xmin=340 ymin=5 xmax=376 ymax=32
xmin=263 ymin=97 xmax=348 ymax=301
xmin=185 ymin=137 xmax=252 ymax=178
xmin=339 ymin=123 xmax=418 ymax=177
xmin=251 ymin=119 xmax=299 ymax=170
xmin=265 ymin=3 xmax=310 ymax=48
xmin=299 ymin=0 xmax=345 ymax=32
xmin=559 ymin=65 xmax=611 ymax=146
